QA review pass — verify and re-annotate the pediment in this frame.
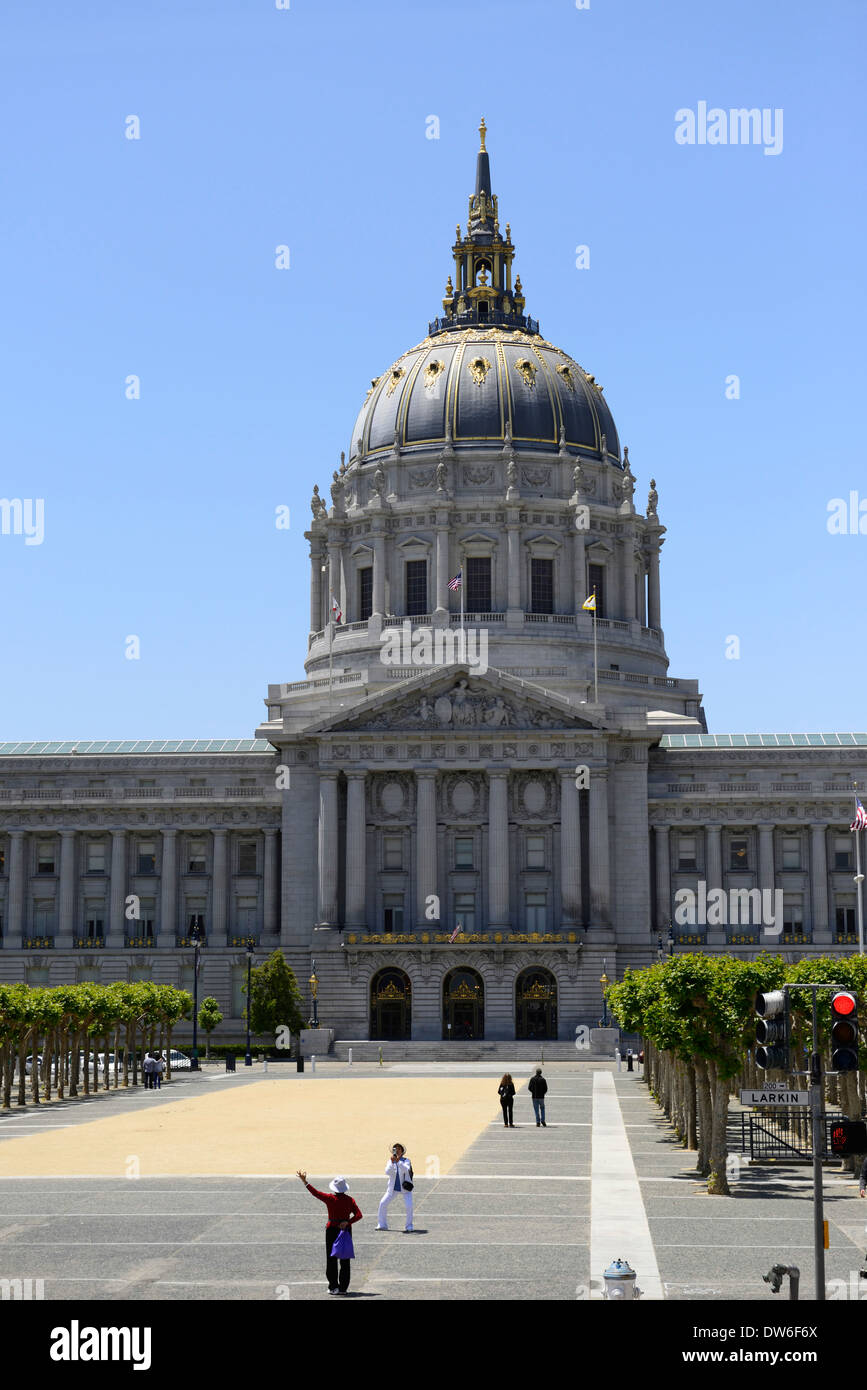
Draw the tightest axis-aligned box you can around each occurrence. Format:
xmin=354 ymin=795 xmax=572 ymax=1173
xmin=304 ymin=665 xmax=611 ymax=736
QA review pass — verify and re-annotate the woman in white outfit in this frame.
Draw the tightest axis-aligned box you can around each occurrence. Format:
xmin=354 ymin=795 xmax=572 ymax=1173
xmin=376 ymin=1143 xmax=414 ymax=1232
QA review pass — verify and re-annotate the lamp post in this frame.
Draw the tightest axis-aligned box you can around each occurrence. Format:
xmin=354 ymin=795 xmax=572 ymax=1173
xmin=667 ymin=925 xmax=675 ymax=957
xmin=600 ymin=961 xmax=610 ymax=1027
xmin=190 ymin=915 xmax=204 ymax=1071
xmin=244 ymin=941 xmax=254 ymax=1067
xmin=309 ymin=961 xmax=319 ymax=1028
xmin=656 ymin=932 xmax=663 ymax=964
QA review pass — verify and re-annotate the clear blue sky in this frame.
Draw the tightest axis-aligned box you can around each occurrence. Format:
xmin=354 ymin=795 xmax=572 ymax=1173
xmin=0 ymin=0 xmax=864 ymax=739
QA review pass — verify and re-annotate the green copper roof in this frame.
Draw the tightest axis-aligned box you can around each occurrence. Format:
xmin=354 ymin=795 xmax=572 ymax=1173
xmin=661 ymin=733 xmax=867 ymax=749
xmin=0 ymin=740 xmax=274 ymax=756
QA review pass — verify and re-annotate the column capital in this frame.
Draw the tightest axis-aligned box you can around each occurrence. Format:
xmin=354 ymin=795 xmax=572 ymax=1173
xmin=161 ymin=826 xmax=178 ymax=838
xmin=59 ymin=828 xmax=77 ymax=839
xmin=263 ymin=826 xmax=279 ymax=837
xmin=653 ymin=822 xmax=671 ymax=834
xmin=8 ymin=828 xmax=26 ymax=839
xmin=211 ymin=827 xmax=229 ymax=838
xmin=345 ymin=769 xmax=368 ymax=782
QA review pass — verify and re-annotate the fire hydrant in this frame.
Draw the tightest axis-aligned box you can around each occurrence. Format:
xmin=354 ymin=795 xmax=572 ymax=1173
xmin=603 ymin=1258 xmax=642 ymax=1300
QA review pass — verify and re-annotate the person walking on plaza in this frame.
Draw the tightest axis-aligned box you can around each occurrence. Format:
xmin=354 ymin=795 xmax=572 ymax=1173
xmin=376 ymin=1143 xmax=414 ymax=1232
xmin=152 ymin=1052 xmax=165 ymax=1090
xmin=498 ymin=1073 xmax=516 ymax=1127
xmin=297 ymin=1171 xmax=363 ymax=1295
xmin=529 ymin=1067 xmax=548 ymax=1126
xmin=142 ymin=1051 xmax=154 ymax=1090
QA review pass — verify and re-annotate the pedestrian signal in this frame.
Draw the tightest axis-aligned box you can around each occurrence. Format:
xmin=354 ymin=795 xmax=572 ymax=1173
xmin=829 ymin=1119 xmax=867 ymax=1155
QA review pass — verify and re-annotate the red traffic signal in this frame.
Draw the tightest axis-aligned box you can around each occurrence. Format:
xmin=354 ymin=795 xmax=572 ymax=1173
xmin=831 ymin=991 xmax=859 ymax=1072
xmin=830 ymin=1119 xmax=867 ymax=1155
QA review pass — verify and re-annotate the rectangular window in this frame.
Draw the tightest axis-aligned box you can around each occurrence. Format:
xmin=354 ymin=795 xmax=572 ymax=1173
xmin=237 ymin=896 xmax=258 ymax=935
xmin=781 ymin=836 xmax=801 ymax=870
xmin=678 ymin=836 xmax=697 ymax=870
xmin=405 ymin=560 xmax=428 ymax=616
xmin=729 ymin=838 xmax=749 ymax=870
xmin=84 ymin=913 xmax=104 ymax=939
xmin=465 ymin=556 xmax=491 ymax=613
xmin=187 ymin=905 xmax=206 ymax=936
xmin=383 ymin=894 xmax=404 ymax=934
xmin=34 ymin=901 xmax=54 ymax=936
xmin=530 ymin=558 xmax=554 ymax=614
xmin=783 ymin=895 xmax=803 ymax=933
xmin=0 ymin=844 xmax=5 ymax=874
xmin=138 ymin=779 xmax=155 ymax=788
xmin=37 ymin=843 xmax=56 ymax=875
xmin=455 ymin=837 xmax=474 ymax=869
xmin=358 ymin=567 xmax=373 ymax=621
xmin=454 ymin=892 xmax=476 ymax=932
xmin=383 ymin=835 xmax=403 ymax=870
xmin=86 ymin=841 xmax=106 ymax=874
xmin=189 ymin=778 xmax=206 ymax=787
xmin=836 ymin=900 xmax=856 ymax=937
xmin=137 ymin=841 xmax=156 ymax=874
xmin=588 ymin=564 xmax=605 ymax=618
xmin=188 ymin=839 xmax=207 ymax=873
xmin=238 ymin=841 xmax=258 ymax=874
xmin=525 ymin=892 xmax=547 ymax=932
xmin=136 ymin=899 xmax=155 ymax=940
xmin=526 ymin=834 xmax=545 ymax=869
xmin=834 ymin=836 xmax=853 ymax=870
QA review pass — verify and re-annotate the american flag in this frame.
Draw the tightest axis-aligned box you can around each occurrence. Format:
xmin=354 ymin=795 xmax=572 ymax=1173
xmin=449 ymin=924 xmax=461 ymax=943
xmin=331 ymin=596 xmax=342 ymax=624
xmin=448 ymin=570 xmax=462 ymax=591
xmin=851 ymin=797 xmax=867 ymax=832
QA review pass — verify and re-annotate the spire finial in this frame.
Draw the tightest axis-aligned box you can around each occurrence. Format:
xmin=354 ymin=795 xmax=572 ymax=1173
xmin=479 ymin=116 xmax=487 ymax=151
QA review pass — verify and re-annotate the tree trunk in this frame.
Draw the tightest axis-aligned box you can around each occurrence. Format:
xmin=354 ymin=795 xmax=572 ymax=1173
xmin=695 ymin=1059 xmax=712 ymax=1175
xmin=16 ymin=1034 xmax=29 ymax=1107
xmin=30 ymin=1030 xmax=41 ymax=1106
xmin=1 ymin=1043 xmax=13 ymax=1110
xmin=706 ymin=1059 xmax=731 ymax=1195
xmin=165 ymin=1024 xmax=173 ymax=1081
xmin=685 ymin=1064 xmax=698 ymax=1149
xmin=113 ymin=1027 xmax=121 ymax=1089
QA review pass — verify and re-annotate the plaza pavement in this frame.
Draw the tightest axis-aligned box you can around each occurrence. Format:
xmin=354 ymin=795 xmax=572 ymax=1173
xmin=0 ymin=1061 xmax=864 ymax=1301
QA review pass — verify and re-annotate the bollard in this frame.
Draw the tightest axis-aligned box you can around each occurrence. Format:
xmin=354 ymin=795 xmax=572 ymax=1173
xmin=348 ymin=1048 xmax=353 ymax=1066
xmin=379 ymin=1046 xmax=383 ymax=1068
xmin=225 ymin=1054 xmax=236 ymax=1073
xmin=626 ymin=1050 xmax=634 ymax=1073
xmin=602 ymin=1258 xmax=642 ymax=1300
xmin=263 ymin=1059 xmax=269 ymax=1075
xmin=311 ymin=1055 xmax=316 ymax=1074
xmin=615 ymin=1048 xmax=621 ymax=1073
xmin=296 ymin=1056 xmax=304 ymax=1073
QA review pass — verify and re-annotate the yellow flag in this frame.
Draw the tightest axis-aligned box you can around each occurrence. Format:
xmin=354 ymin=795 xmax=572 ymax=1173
xmin=582 ymin=594 xmax=596 ymax=611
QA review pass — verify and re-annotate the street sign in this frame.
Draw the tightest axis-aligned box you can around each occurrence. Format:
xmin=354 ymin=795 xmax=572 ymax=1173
xmin=753 ymin=1080 xmax=798 ymax=1090
xmin=741 ymin=1089 xmax=810 ymax=1107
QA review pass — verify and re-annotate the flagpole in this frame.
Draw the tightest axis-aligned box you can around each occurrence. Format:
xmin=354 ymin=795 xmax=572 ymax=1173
xmin=328 ymin=554 xmax=334 ymax=717
xmin=855 ymin=783 xmax=865 ymax=956
xmin=460 ymin=555 xmax=465 ymax=662
xmin=592 ymin=590 xmax=598 ymax=705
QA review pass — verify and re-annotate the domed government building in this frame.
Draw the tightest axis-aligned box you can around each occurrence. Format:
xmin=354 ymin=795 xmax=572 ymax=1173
xmin=1 ymin=124 xmax=864 ymax=1052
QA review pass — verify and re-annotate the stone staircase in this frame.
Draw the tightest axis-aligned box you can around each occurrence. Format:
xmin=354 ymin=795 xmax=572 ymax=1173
xmin=329 ymin=1040 xmax=603 ymax=1062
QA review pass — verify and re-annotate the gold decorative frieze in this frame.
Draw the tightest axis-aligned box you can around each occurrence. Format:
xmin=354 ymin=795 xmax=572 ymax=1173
xmin=467 ymin=355 xmax=492 ymax=386
xmin=423 ymin=359 xmax=445 ymax=389
xmin=385 ymin=367 xmax=405 ymax=397
xmin=514 ymin=358 xmax=537 ymax=388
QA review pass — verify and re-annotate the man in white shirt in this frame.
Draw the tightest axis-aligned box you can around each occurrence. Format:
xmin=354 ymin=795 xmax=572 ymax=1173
xmin=376 ymin=1143 xmax=414 ymax=1232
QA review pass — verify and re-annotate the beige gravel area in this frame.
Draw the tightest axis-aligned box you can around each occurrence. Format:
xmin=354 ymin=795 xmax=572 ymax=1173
xmin=0 ymin=1076 xmax=522 ymax=1178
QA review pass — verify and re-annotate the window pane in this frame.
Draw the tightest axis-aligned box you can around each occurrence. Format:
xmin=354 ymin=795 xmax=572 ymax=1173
xmin=465 ymin=557 xmax=491 ymax=612
xmin=530 ymin=558 xmax=553 ymax=614
xmin=730 ymin=839 xmax=748 ymax=869
xmin=359 ymin=567 xmax=373 ymax=621
xmin=454 ymin=892 xmax=475 ymax=931
xmin=239 ymin=842 xmax=257 ymax=873
xmin=384 ymin=836 xmax=402 ymax=869
xmin=455 ymin=837 xmax=474 ymax=868
xmin=588 ymin=565 xmax=605 ymax=618
xmin=405 ymin=560 xmax=427 ymax=616
xmin=525 ymin=892 xmax=547 ymax=931
xmin=384 ymin=894 xmax=404 ymax=934
xmin=87 ymin=842 xmax=106 ymax=872
xmin=526 ymin=834 xmax=545 ymax=869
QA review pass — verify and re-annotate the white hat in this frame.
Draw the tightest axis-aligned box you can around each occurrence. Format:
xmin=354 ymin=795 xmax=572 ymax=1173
xmin=329 ymin=1177 xmax=349 ymax=1194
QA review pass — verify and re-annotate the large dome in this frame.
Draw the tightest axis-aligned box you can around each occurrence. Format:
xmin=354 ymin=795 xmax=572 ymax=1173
xmin=349 ymin=327 xmax=621 ymax=464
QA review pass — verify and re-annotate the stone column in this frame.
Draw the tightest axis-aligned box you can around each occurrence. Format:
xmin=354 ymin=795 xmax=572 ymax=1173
xmin=309 ymin=542 xmax=323 ymax=633
xmin=705 ymin=824 xmax=723 ymax=888
xmin=810 ymin=824 xmax=831 ymax=942
xmin=506 ymin=522 xmax=521 ymax=616
xmin=654 ymin=825 xmax=671 ymax=929
xmin=588 ymin=769 xmax=611 ymax=926
xmin=434 ymin=524 xmax=449 ymax=620
xmin=6 ymin=831 xmax=26 ymax=945
xmin=211 ymin=828 xmax=228 ymax=947
xmin=620 ymin=536 xmax=636 ymax=621
xmin=263 ymin=828 xmax=279 ymax=936
xmin=107 ymin=829 xmax=127 ymax=948
xmin=317 ymin=772 xmax=339 ymax=925
xmin=488 ymin=771 xmax=510 ymax=930
xmin=573 ymin=529 xmax=587 ymax=610
xmin=638 ymin=558 xmax=648 ymax=626
xmin=647 ymin=542 xmax=662 ymax=630
xmin=158 ymin=828 xmax=178 ymax=948
xmin=345 ymin=773 xmax=367 ymax=929
xmin=327 ymin=540 xmax=343 ymax=628
xmin=416 ymin=772 xmax=437 ymax=930
xmin=56 ymin=830 xmax=76 ymax=948
xmin=372 ymin=529 xmax=386 ymax=619
xmin=758 ymin=824 xmax=775 ymax=893
xmin=559 ymin=770 xmax=581 ymax=927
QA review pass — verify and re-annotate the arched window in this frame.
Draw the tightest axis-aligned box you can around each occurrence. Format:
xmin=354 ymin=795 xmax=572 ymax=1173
xmin=515 ymin=967 xmax=558 ymax=1040
xmin=442 ymin=967 xmax=484 ymax=1041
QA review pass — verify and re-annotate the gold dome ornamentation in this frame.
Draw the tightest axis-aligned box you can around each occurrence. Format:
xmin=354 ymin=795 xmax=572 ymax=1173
xmin=468 ymin=355 xmax=492 ymax=386
xmin=515 ymin=358 xmax=537 ymax=388
xmin=423 ymin=360 xmax=445 ymax=389
xmin=556 ymin=364 xmax=575 ymax=392
xmin=385 ymin=367 xmax=405 ymax=397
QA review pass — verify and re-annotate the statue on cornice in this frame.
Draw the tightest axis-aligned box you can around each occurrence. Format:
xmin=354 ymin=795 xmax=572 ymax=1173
xmin=310 ymin=484 xmax=326 ymax=519
xmin=373 ymin=463 xmax=386 ymax=500
xmin=647 ymin=477 xmax=659 ymax=517
xmin=436 ymin=459 xmax=449 ymax=494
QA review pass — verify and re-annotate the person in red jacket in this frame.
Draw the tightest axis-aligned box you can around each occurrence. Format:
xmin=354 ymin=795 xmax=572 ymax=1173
xmin=297 ymin=1170 xmax=363 ymax=1295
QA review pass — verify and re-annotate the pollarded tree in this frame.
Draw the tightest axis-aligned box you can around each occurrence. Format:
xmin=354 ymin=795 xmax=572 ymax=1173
xmin=245 ymin=950 xmax=305 ymax=1043
xmin=198 ymin=997 xmax=223 ymax=1060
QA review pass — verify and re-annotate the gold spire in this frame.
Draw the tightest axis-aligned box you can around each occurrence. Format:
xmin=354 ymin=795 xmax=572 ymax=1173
xmin=479 ymin=116 xmax=487 ymax=151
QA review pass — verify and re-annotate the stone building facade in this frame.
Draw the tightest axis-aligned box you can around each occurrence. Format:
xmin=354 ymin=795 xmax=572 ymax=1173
xmin=0 ymin=126 xmax=863 ymax=1042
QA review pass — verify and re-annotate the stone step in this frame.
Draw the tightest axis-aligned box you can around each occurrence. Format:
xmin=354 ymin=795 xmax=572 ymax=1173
xmin=330 ymin=1040 xmax=592 ymax=1062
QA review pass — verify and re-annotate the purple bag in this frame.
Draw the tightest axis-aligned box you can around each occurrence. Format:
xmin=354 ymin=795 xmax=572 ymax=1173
xmin=331 ymin=1227 xmax=355 ymax=1260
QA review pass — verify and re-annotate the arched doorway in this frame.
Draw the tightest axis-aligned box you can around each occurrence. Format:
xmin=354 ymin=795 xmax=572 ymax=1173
xmin=370 ymin=968 xmax=412 ymax=1040
xmin=515 ymin=968 xmax=558 ymax=1040
xmin=443 ymin=968 xmax=484 ymax=1040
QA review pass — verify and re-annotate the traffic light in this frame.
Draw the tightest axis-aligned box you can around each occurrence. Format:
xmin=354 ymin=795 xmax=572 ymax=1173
xmin=829 ymin=1118 xmax=867 ymax=1155
xmin=754 ymin=989 xmax=790 ymax=1069
xmin=830 ymin=990 xmax=859 ymax=1072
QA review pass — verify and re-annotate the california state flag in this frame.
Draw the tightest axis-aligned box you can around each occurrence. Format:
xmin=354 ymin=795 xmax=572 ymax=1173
xmin=331 ymin=596 xmax=342 ymax=624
